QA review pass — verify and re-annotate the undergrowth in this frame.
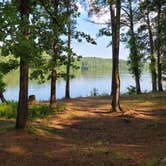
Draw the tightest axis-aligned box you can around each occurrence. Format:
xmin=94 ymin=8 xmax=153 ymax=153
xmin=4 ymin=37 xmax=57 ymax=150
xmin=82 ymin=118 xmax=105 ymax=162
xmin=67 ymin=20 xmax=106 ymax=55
xmin=0 ymin=102 xmax=55 ymax=120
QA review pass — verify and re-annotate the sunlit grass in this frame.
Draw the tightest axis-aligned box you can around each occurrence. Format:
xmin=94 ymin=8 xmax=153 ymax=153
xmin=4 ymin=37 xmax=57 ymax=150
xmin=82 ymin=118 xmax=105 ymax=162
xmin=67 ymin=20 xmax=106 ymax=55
xmin=0 ymin=102 xmax=55 ymax=120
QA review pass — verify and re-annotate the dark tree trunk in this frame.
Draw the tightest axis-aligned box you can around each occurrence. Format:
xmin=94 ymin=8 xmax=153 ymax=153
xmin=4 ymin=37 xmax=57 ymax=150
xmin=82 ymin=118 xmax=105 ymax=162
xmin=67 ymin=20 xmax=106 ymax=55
xmin=16 ymin=0 xmax=30 ymax=129
xmin=135 ymin=70 xmax=141 ymax=93
xmin=110 ymin=0 xmax=122 ymax=112
xmin=50 ymin=65 xmax=56 ymax=106
xmin=50 ymin=0 xmax=59 ymax=107
xmin=157 ymin=2 xmax=163 ymax=92
xmin=50 ymin=41 xmax=58 ymax=107
xmin=65 ymin=12 xmax=71 ymax=99
xmin=0 ymin=91 xmax=6 ymax=103
xmin=16 ymin=60 xmax=29 ymax=129
xmin=146 ymin=11 xmax=157 ymax=91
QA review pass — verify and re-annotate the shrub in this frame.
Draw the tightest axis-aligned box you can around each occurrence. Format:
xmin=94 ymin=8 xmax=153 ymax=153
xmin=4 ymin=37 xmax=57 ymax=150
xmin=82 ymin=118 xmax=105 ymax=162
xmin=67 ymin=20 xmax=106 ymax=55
xmin=126 ymin=86 xmax=137 ymax=95
xmin=56 ymin=103 xmax=65 ymax=112
xmin=0 ymin=102 xmax=17 ymax=119
xmin=90 ymin=88 xmax=99 ymax=96
xmin=29 ymin=105 xmax=54 ymax=119
xmin=0 ymin=103 xmax=54 ymax=120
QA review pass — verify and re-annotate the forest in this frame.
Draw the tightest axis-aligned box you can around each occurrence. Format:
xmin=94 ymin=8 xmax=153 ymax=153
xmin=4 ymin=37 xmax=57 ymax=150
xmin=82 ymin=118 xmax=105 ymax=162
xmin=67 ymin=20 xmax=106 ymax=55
xmin=0 ymin=0 xmax=166 ymax=166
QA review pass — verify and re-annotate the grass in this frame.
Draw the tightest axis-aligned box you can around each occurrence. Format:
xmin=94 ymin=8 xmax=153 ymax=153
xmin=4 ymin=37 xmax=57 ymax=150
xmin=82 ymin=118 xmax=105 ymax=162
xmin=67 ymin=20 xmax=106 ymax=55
xmin=140 ymin=160 xmax=159 ymax=166
xmin=111 ymin=151 xmax=129 ymax=160
xmin=0 ymin=102 xmax=17 ymax=119
xmin=0 ymin=102 xmax=55 ymax=120
xmin=29 ymin=105 xmax=55 ymax=119
xmin=95 ymin=147 xmax=110 ymax=154
xmin=139 ymin=123 xmax=161 ymax=130
xmin=56 ymin=103 xmax=66 ymax=112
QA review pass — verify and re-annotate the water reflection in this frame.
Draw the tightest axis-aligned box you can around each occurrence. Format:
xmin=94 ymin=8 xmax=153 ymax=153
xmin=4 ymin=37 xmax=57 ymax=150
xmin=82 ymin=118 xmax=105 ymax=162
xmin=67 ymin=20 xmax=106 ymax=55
xmin=4 ymin=71 xmax=164 ymax=101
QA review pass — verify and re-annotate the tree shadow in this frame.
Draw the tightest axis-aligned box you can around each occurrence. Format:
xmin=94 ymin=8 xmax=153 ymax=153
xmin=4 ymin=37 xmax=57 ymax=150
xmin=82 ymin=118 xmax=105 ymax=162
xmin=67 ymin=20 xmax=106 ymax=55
xmin=0 ymin=95 xmax=166 ymax=166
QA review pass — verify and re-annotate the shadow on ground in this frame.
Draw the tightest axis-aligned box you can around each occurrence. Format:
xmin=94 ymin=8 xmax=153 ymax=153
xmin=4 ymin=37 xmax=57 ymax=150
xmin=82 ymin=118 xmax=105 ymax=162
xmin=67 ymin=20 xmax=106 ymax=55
xmin=0 ymin=95 xmax=166 ymax=166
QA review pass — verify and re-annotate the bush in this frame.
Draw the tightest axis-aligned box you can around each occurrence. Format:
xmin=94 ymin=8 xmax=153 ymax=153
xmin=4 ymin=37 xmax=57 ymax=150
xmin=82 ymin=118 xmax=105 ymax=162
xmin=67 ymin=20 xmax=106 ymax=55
xmin=56 ymin=103 xmax=65 ymax=112
xmin=29 ymin=105 xmax=54 ymax=119
xmin=90 ymin=88 xmax=99 ymax=96
xmin=0 ymin=102 xmax=17 ymax=119
xmin=0 ymin=103 xmax=54 ymax=120
xmin=126 ymin=86 xmax=137 ymax=95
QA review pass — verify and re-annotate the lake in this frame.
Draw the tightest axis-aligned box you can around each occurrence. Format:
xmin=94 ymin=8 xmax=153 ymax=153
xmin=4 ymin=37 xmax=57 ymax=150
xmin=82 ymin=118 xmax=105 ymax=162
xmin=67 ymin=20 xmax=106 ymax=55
xmin=4 ymin=70 xmax=165 ymax=101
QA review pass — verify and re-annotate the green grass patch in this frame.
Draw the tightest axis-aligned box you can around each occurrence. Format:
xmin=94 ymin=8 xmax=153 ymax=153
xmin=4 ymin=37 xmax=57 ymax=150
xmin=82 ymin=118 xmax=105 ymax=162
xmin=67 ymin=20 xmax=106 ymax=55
xmin=27 ymin=125 xmax=37 ymax=134
xmin=95 ymin=147 xmax=110 ymax=154
xmin=140 ymin=160 xmax=159 ymax=166
xmin=56 ymin=103 xmax=65 ymax=112
xmin=0 ymin=102 xmax=55 ymax=120
xmin=139 ymin=123 xmax=161 ymax=130
xmin=95 ymin=141 xmax=111 ymax=146
xmin=111 ymin=151 xmax=128 ymax=160
xmin=29 ymin=105 xmax=55 ymax=119
xmin=0 ymin=102 xmax=17 ymax=119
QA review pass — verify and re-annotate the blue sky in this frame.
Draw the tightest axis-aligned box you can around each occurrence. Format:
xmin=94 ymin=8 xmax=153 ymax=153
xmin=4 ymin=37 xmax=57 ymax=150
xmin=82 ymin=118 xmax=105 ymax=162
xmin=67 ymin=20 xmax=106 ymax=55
xmin=72 ymin=11 xmax=129 ymax=60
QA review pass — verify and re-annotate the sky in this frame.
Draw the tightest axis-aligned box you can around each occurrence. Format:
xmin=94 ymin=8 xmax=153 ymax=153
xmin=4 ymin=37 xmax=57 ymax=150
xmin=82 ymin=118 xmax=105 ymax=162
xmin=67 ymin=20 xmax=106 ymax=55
xmin=72 ymin=3 xmax=129 ymax=60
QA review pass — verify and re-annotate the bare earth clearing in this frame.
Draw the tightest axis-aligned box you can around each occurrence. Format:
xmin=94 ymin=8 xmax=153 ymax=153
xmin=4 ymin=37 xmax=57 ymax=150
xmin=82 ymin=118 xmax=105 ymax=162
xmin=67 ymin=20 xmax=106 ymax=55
xmin=0 ymin=93 xmax=166 ymax=166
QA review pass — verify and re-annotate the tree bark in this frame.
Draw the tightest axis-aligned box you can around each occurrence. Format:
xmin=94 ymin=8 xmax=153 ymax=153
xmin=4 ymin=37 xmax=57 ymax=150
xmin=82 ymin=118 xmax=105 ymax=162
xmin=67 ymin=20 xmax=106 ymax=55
xmin=50 ymin=41 xmax=58 ymax=107
xmin=16 ymin=60 xmax=29 ymax=129
xmin=0 ymin=91 xmax=6 ymax=103
xmin=16 ymin=0 xmax=30 ymax=129
xmin=135 ymin=69 xmax=141 ymax=93
xmin=50 ymin=0 xmax=59 ymax=107
xmin=110 ymin=0 xmax=122 ymax=112
xmin=146 ymin=11 xmax=157 ymax=91
xmin=157 ymin=2 xmax=163 ymax=92
xmin=65 ymin=9 xmax=71 ymax=99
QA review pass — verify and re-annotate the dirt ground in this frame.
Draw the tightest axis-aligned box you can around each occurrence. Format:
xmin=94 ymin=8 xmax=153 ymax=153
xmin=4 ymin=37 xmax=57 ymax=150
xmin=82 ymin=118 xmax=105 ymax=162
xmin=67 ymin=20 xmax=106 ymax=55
xmin=0 ymin=93 xmax=166 ymax=166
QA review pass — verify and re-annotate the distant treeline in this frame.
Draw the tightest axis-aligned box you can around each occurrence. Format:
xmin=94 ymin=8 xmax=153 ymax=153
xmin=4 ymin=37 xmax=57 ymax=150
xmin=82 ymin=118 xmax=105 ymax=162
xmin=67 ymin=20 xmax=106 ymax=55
xmin=79 ymin=57 xmax=149 ymax=73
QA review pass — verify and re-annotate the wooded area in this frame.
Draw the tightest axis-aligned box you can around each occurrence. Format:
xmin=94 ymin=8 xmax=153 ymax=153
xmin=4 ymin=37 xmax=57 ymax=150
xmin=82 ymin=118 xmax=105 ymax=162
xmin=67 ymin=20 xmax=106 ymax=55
xmin=0 ymin=0 xmax=166 ymax=166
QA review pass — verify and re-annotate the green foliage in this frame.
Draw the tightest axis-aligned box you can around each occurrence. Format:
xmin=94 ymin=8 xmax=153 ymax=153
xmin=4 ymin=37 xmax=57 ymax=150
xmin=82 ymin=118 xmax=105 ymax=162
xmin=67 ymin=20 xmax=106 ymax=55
xmin=127 ymin=35 xmax=144 ymax=80
xmin=56 ymin=103 xmax=66 ymax=112
xmin=0 ymin=103 xmax=55 ymax=120
xmin=90 ymin=88 xmax=99 ymax=97
xmin=126 ymin=86 xmax=137 ymax=95
xmin=80 ymin=57 xmax=129 ymax=73
xmin=0 ymin=102 xmax=17 ymax=119
xmin=0 ymin=73 xmax=6 ymax=93
xmin=29 ymin=105 xmax=54 ymax=119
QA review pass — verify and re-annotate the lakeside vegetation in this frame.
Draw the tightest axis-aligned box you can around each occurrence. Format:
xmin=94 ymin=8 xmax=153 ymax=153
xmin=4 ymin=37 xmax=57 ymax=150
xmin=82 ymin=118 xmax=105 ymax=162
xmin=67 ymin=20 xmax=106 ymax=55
xmin=4 ymin=57 xmax=150 ymax=85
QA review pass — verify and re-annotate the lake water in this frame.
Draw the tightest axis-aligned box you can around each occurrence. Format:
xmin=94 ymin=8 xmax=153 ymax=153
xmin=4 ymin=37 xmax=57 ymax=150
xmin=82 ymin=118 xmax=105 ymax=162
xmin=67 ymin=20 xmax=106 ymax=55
xmin=3 ymin=71 xmax=165 ymax=101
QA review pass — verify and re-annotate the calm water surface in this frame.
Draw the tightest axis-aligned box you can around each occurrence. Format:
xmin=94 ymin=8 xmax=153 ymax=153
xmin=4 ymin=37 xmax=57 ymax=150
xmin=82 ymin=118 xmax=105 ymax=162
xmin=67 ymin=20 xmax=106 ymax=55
xmin=4 ymin=71 xmax=165 ymax=101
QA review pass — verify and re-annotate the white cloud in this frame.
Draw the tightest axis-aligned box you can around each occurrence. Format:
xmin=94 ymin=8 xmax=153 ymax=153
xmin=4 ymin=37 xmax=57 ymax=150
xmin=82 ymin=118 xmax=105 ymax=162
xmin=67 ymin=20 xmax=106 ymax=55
xmin=91 ymin=9 xmax=110 ymax=24
xmin=76 ymin=2 xmax=85 ymax=13
xmin=86 ymin=0 xmax=110 ymax=24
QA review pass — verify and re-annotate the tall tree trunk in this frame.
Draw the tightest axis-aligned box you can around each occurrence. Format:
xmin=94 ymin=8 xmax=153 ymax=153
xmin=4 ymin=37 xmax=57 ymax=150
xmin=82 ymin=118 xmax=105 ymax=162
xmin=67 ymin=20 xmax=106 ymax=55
xmin=157 ymin=2 xmax=163 ymax=92
xmin=50 ymin=41 xmax=58 ymax=107
xmin=135 ymin=70 xmax=141 ymax=93
xmin=65 ymin=11 xmax=71 ymax=99
xmin=16 ymin=60 xmax=29 ymax=129
xmin=128 ymin=0 xmax=141 ymax=93
xmin=16 ymin=0 xmax=30 ymax=129
xmin=0 ymin=91 xmax=6 ymax=103
xmin=146 ymin=11 xmax=157 ymax=91
xmin=110 ymin=0 xmax=122 ymax=112
xmin=50 ymin=0 xmax=59 ymax=107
